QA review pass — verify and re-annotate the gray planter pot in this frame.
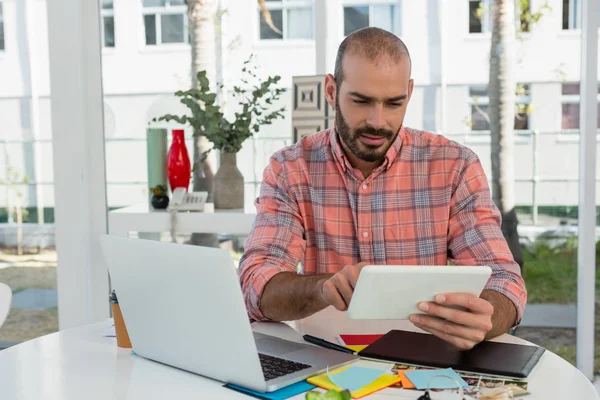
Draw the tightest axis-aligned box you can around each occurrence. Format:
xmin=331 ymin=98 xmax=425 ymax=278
xmin=213 ymin=152 xmax=244 ymax=210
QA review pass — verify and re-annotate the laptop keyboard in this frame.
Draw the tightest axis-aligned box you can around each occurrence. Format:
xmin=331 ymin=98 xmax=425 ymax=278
xmin=258 ymin=353 xmax=311 ymax=381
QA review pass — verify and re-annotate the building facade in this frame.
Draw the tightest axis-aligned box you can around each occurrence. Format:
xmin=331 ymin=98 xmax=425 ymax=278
xmin=0 ymin=0 xmax=598 ymax=225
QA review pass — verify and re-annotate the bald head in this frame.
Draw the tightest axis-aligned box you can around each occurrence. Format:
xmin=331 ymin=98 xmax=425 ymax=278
xmin=333 ymin=27 xmax=411 ymax=89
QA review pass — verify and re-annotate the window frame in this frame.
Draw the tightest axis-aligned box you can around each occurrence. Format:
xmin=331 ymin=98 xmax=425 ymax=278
xmin=256 ymin=0 xmax=314 ymax=42
xmin=342 ymin=0 xmax=397 ymax=36
xmin=142 ymin=0 xmax=189 ymax=46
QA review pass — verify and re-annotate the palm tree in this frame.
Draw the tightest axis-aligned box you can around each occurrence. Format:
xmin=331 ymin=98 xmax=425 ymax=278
xmin=488 ymin=0 xmax=524 ymax=268
xmin=185 ymin=0 xmax=277 ymax=247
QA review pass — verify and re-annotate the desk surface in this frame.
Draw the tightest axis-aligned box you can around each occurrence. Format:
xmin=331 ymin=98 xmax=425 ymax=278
xmin=0 ymin=307 xmax=596 ymax=400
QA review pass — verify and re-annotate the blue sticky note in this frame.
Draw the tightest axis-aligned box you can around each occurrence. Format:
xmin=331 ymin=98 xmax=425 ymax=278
xmin=404 ymin=368 xmax=468 ymax=390
xmin=225 ymin=381 xmax=315 ymax=400
xmin=328 ymin=366 xmax=386 ymax=392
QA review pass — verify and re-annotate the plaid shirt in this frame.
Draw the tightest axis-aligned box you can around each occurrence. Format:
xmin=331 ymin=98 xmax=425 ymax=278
xmin=239 ymin=127 xmax=527 ymax=322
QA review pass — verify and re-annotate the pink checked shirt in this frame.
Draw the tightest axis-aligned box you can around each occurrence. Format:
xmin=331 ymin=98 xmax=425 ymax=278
xmin=238 ymin=127 xmax=527 ymax=322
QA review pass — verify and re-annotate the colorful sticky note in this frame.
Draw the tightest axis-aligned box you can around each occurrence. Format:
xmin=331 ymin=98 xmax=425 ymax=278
xmin=224 ymin=381 xmax=315 ymax=400
xmin=327 ymin=366 xmax=386 ymax=392
xmin=307 ymin=365 xmax=401 ymax=399
xmin=345 ymin=345 xmax=368 ymax=353
xmin=404 ymin=368 xmax=468 ymax=390
xmin=397 ymin=370 xmax=416 ymax=389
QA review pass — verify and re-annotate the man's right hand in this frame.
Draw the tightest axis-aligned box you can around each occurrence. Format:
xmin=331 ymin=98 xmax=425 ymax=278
xmin=320 ymin=262 xmax=369 ymax=311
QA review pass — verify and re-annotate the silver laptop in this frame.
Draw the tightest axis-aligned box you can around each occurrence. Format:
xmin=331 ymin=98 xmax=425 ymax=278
xmin=99 ymin=234 xmax=357 ymax=392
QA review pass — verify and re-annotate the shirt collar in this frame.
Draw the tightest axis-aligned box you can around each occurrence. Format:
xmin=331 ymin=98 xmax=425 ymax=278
xmin=329 ymin=125 xmax=405 ymax=174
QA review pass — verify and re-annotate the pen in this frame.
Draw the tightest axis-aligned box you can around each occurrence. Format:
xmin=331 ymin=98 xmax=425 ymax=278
xmin=302 ymin=334 xmax=356 ymax=355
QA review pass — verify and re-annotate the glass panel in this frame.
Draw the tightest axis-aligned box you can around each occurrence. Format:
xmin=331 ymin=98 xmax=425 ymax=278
xmin=471 ymin=105 xmax=490 ymax=131
xmin=469 ymin=0 xmax=483 ymax=33
xmin=103 ymin=16 xmax=115 ymax=47
xmin=143 ymin=0 xmax=164 ymax=7
xmin=0 ymin=3 xmax=4 ymax=51
xmin=514 ymin=111 xmax=529 ymax=130
xmin=287 ymin=7 xmax=313 ymax=39
xmin=470 ymin=86 xmax=488 ymax=97
xmin=168 ymin=0 xmax=185 ymax=5
xmin=0 ymin=6 xmax=57 ymax=346
xmin=562 ymin=103 xmax=580 ymax=129
xmin=102 ymin=0 xmax=114 ymax=10
xmin=562 ymin=0 xmax=570 ymax=29
xmin=344 ymin=6 xmax=369 ymax=36
xmin=372 ymin=5 xmax=394 ymax=32
xmin=260 ymin=9 xmax=283 ymax=40
xmin=144 ymin=14 xmax=157 ymax=45
xmin=161 ymin=14 xmax=185 ymax=43
xmin=562 ymin=83 xmax=580 ymax=95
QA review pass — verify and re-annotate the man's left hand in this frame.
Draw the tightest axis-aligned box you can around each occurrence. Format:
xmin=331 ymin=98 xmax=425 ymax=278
xmin=409 ymin=293 xmax=494 ymax=350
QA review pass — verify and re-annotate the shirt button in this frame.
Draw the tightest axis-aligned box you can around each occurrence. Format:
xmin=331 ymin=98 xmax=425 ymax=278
xmin=362 ymin=184 xmax=367 ymax=189
xmin=363 ymin=231 xmax=369 ymax=238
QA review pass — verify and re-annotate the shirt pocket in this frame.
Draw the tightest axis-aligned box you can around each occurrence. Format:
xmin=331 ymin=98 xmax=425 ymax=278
xmin=384 ymin=222 xmax=449 ymax=265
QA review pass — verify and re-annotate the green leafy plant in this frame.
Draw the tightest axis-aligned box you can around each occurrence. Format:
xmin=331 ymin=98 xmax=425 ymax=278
xmin=153 ymin=55 xmax=286 ymax=163
xmin=305 ymin=389 xmax=351 ymax=400
xmin=149 ymin=184 xmax=168 ymax=197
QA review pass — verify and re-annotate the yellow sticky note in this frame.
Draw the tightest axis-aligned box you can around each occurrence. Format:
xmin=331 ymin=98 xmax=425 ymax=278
xmin=307 ymin=365 xmax=401 ymax=399
xmin=346 ymin=345 xmax=368 ymax=353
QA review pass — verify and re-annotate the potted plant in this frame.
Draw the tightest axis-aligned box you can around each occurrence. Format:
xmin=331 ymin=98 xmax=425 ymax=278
xmin=154 ymin=56 xmax=286 ymax=210
xmin=149 ymin=184 xmax=169 ymax=209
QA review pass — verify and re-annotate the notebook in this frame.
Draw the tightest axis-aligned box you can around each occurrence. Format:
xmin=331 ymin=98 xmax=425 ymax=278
xmin=358 ymin=330 xmax=545 ymax=378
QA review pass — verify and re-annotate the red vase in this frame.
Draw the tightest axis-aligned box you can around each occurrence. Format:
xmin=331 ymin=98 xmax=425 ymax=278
xmin=167 ymin=129 xmax=191 ymax=191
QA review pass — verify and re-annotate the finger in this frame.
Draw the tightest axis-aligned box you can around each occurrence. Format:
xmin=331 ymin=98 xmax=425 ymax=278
xmin=410 ymin=314 xmax=486 ymax=344
xmin=322 ymin=279 xmax=347 ymax=311
xmin=333 ymin=275 xmax=354 ymax=309
xmin=344 ymin=267 xmax=361 ymax=289
xmin=435 ymin=293 xmax=494 ymax=315
xmin=413 ymin=322 xmax=477 ymax=351
xmin=417 ymin=302 xmax=493 ymax=332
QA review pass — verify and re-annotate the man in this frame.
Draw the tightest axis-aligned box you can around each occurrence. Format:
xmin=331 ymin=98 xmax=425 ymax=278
xmin=239 ymin=27 xmax=527 ymax=351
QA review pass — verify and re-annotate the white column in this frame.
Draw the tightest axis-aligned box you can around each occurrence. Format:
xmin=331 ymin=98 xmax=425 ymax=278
xmin=577 ymin=0 xmax=598 ymax=381
xmin=47 ymin=0 xmax=110 ymax=329
xmin=315 ymin=0 xmax=343 ymax=75
xmin=23 ymin=0 xmax=44 ymax=224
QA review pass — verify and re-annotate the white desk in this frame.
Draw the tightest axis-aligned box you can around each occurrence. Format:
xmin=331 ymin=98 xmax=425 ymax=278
xmin=108 ymin=203 xmax=257 ymax=237
xmin=0 ymin=307 xmax=597 ymax=400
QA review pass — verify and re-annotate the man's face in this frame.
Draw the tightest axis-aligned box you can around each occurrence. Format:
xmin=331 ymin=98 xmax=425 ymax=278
xmin=329 ymin=53 xmax=413 ymax=163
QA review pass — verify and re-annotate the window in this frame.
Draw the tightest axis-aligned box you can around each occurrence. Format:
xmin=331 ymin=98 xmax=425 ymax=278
xmin=0 ymin=3 xmax=4 ymax=51
xmin=469 ymin=0 xmax=530 ymax=34
xmin=562 ymin=0 xmax=600 ymax=30
xmin=560 ymin=83 xmax=600 ymax=129
xmin=468 ymin=84 xmax=531 ymax=131
xmin=562 ymin=0 xmax=580 ymax=30
xmin=469 ymin=0 xmax=491 ymax=33
xmin=343 ymin=3 xmax=395 ymax=36
xmin=102 ymin=0 xmax=115 ymax=48
xmin=258 ymin=0 xmax=313 ymax=40
xmin=143 ymin=0 xmax=187 ymax=45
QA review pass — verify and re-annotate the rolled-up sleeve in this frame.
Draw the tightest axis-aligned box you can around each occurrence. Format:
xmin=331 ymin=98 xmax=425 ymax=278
xmin=447 ymin=152 xmax=527 ymax=323
xmin=238 ymin=157 xmax=307 ymax=321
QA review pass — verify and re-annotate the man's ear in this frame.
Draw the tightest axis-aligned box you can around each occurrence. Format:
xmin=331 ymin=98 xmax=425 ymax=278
xmin=407 ymin=79 xmax=414 ymax=102
xmin=325 ymin=74 xmax=337 ymax=109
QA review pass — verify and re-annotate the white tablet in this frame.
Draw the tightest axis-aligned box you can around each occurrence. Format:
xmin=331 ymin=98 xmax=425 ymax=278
xmin=346 ymin=265 xmax=492 ymax=320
